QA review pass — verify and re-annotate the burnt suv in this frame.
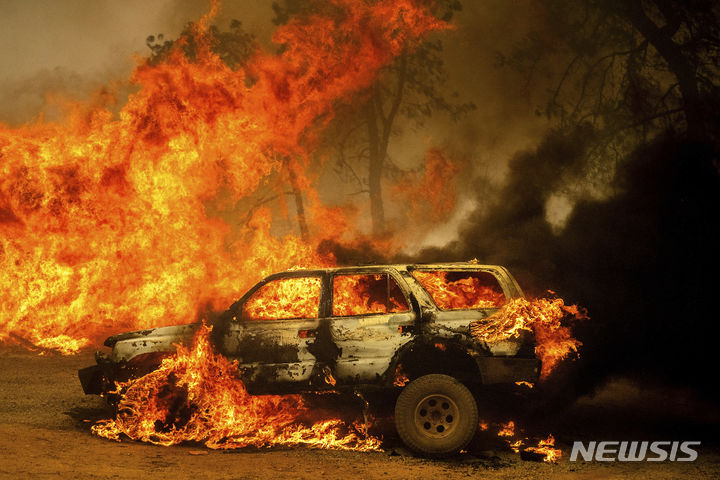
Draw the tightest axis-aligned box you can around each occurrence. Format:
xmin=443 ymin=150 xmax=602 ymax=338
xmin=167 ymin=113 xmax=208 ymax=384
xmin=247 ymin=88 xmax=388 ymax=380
xmin=79 ymin=263 xmax=540 ymax=455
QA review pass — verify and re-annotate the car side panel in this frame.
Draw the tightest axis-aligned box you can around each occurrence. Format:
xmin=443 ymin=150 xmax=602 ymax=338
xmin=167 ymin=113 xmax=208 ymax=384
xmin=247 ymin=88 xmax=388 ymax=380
xmin=221 ymin=317 xmax=320 ymax=384
xmin=330 ymin=311 xmax=415 ymax=383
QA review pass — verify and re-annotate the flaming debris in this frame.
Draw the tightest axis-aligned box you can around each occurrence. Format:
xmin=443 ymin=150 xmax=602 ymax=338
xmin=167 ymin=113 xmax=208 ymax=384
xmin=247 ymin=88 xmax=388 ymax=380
xmin=497 ymin=420 xmax=515 ymax=437
xmin=523 ymin=435 xmax=562 ymax=463
xmin=393 ymin=364 xmax=410 ymax=387
xmin=483 ymin=420 xmax=562 ymax=463
xmin=0 ymin=0 xmax=445 ymax=354
xmin=470 ymin=297 xmax=587 ymax=379
xmin=92 ymin=324 xmax=381 ymax=451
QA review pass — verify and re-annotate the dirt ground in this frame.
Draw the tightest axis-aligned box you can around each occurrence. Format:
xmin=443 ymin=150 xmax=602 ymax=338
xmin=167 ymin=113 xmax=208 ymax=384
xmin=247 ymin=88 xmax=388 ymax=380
xmin=1 ymin=348 xmax=719 ymax=480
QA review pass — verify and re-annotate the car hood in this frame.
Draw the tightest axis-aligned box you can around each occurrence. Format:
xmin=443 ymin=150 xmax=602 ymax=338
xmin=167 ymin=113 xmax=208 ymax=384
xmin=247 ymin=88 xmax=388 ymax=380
xmin=104 ymin=322 xmax=200 ymax=347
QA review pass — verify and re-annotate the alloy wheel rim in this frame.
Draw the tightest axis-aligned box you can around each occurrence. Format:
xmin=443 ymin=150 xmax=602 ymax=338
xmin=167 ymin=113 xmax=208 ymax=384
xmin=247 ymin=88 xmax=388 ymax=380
xmin=413 ymin=393 xmax=459 ymax=438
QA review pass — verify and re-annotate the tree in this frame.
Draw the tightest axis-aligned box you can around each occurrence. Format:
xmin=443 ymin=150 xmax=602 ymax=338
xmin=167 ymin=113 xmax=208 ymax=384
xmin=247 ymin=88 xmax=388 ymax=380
xmin=147 ymin=1 xmax=475 ymax=239
xmin=146 ymin=19 xmax=258 ymax=70
xmin=498 ymin=0 xmax=720 ymax=183
xmin=273 ymin=0 xmax=475 ymax=236
xmin=146 ymin=20 xmax=316 ymax=239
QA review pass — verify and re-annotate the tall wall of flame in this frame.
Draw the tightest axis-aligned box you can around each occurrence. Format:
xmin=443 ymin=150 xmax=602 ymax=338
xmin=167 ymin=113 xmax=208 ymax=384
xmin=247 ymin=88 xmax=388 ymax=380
xmin=0 ymin=0 xmax=445 ymax=353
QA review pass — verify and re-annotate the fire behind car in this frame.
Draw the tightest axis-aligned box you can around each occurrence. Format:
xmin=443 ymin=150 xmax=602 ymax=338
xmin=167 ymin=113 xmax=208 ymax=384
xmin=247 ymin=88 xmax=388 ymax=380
xmin=79 ymin=263 xmax=540 ymax=456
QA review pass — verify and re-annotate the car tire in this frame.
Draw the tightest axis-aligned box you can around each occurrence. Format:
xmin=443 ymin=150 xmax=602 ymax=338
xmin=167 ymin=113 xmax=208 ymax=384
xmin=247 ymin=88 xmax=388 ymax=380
xmin=394 ymin=374 xmax=478 ymax=456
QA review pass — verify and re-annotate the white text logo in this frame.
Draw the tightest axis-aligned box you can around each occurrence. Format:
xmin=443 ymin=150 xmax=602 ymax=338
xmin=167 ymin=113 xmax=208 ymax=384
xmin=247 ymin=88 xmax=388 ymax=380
xmin=569 ymin=441 xmax=700 ymax=462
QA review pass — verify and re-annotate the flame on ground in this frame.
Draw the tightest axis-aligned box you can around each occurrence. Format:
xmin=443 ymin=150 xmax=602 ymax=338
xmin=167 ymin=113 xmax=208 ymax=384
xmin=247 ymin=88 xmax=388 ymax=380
xmin=523 ymin=435 xmax=562 ymax=463
xmin=92 ymin=324 xmax=380 ymax=451
xmin=470 ymin=297 xmax=587 ymax=379
xmin=497 ymin=420 xmax=515 ymax=437
xmin=483 ymin=419 xmax=562 ymax=463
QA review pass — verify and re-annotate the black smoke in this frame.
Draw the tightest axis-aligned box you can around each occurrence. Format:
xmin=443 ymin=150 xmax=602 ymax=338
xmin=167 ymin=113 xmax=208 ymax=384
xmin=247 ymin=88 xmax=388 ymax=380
xmin=416 ymin=126 xmax=720 ymax=404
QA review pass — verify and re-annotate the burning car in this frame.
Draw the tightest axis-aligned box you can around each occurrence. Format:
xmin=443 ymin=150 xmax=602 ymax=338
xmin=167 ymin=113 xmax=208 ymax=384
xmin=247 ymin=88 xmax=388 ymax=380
xmin=79 ymin=263 xmax=540 ymax=456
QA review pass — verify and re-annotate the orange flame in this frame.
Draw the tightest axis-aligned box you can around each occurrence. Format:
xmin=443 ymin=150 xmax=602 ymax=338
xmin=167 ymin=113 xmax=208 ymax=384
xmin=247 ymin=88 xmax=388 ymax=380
xmin=485 ymin=419 xmax=562 ymax=463
xmin=92 ymin=324 xmax=380 ymax=451
xmin=497 ymin=420 xmax=515 ymax=437
xmin=524 ymin=434 xmax=562 ymax=463
xmin=393 ymin=147 xmax=461 ymax=222
xmin=243 ymin=277 xmax=322 ymax=320
xmin=412 ymin=270 xmax=506 ymax=309
xmin=393 ymin=363 xmax=410 ymax=387
xmin=515 ymin=380 xmax=534 ymax=388
xmin=332 ymin=274 xmax=409 ymax=317
xmin=0 ymin=0 xmax=445 ymax=354
xmin=470 ymin=297 xmax=586 ymax=379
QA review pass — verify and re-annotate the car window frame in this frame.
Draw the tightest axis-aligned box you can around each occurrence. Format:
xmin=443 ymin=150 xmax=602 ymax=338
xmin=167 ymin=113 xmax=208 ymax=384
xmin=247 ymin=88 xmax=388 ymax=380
xmin=328 ymin=269 xmax=412 ymax=318
xmin=409 ymin=267 xmax=509 ymax=312
xmin=238 ymin=271 xmax=326 ymax=322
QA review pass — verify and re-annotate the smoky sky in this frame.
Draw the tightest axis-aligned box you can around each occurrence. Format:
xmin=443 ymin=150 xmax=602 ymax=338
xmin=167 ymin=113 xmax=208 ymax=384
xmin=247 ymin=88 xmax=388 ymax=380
xmin=0 ymin=0 xmax=551 ymax=164
xmin=0 ymin=0 xmax=276 ymax=124
xmin=0 ymin=1 xmax=558 ymax=249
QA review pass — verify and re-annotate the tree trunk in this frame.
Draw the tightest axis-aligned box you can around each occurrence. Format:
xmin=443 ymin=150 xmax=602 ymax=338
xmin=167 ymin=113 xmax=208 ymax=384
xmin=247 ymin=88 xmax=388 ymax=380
xmin=282 ymin=156 xmax=309 ymax=241
xmin=617 ymin=1 xmax=704 ymax=136
xmin=364 ymin=52 xmax=407 ymax=237
xmin=366 ymin=101 xmax=386 ymax=236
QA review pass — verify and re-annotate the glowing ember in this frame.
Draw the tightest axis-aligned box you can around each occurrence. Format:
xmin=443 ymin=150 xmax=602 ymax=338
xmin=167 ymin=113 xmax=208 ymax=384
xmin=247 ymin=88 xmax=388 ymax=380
xmin=497 ymin=420 xmax=515 ymax=437
xmin=92 ymin=324 xmax=380 ymax=451
xmin=0 ymin=0 xmax=444 ymax=354
xmin=515 ymin=381 xmax=534 ymax=388
xmin=470 ymin=297 xmax=586 ymax=379
xmin=488 ymin=420 xmax=562 ymax=463
xmin=523 ymin=434 xmax=562 ymax=463
xmin=412 ymin=270 xmax=506 ymax=309
xmin=393 ymin=364 xmax=409 ymax=387
xmin=509 ymin=439 xmax=523 ymax=452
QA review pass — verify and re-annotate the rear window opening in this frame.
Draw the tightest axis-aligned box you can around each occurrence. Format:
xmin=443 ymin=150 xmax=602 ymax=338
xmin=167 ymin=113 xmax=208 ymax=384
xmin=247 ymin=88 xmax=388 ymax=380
xmin=411 ymin=270 xmax=505 ymax=310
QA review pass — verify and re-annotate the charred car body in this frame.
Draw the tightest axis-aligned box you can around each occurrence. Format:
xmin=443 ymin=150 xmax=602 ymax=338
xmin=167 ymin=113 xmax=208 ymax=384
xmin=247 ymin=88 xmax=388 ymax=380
xmin=79 ymin=263 xmax=540 ymax=455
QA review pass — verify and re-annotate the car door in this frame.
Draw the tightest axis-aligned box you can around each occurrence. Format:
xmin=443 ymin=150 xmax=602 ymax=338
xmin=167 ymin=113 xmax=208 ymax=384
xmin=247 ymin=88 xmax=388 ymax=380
xmin=220 ymin=273 xmax=324 ymax=388
xmin=327 ymin=270 xmax=415 ymax=384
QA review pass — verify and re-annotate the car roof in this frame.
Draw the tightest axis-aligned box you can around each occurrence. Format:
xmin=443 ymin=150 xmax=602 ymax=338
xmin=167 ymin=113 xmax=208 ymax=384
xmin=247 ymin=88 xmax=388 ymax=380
xmin=271 ymin=262 xmax=505 ymax=277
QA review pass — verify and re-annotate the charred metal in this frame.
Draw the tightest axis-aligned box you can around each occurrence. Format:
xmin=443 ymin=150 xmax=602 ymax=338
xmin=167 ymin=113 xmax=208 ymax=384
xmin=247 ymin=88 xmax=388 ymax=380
xmin=79 ymin=263 xmax=540 ymax=398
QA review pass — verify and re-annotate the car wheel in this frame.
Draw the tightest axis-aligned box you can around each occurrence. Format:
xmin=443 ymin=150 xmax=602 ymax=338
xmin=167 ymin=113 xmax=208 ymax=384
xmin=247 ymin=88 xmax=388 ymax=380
xmin=394 ymin=374 xmax=478 ymax=456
